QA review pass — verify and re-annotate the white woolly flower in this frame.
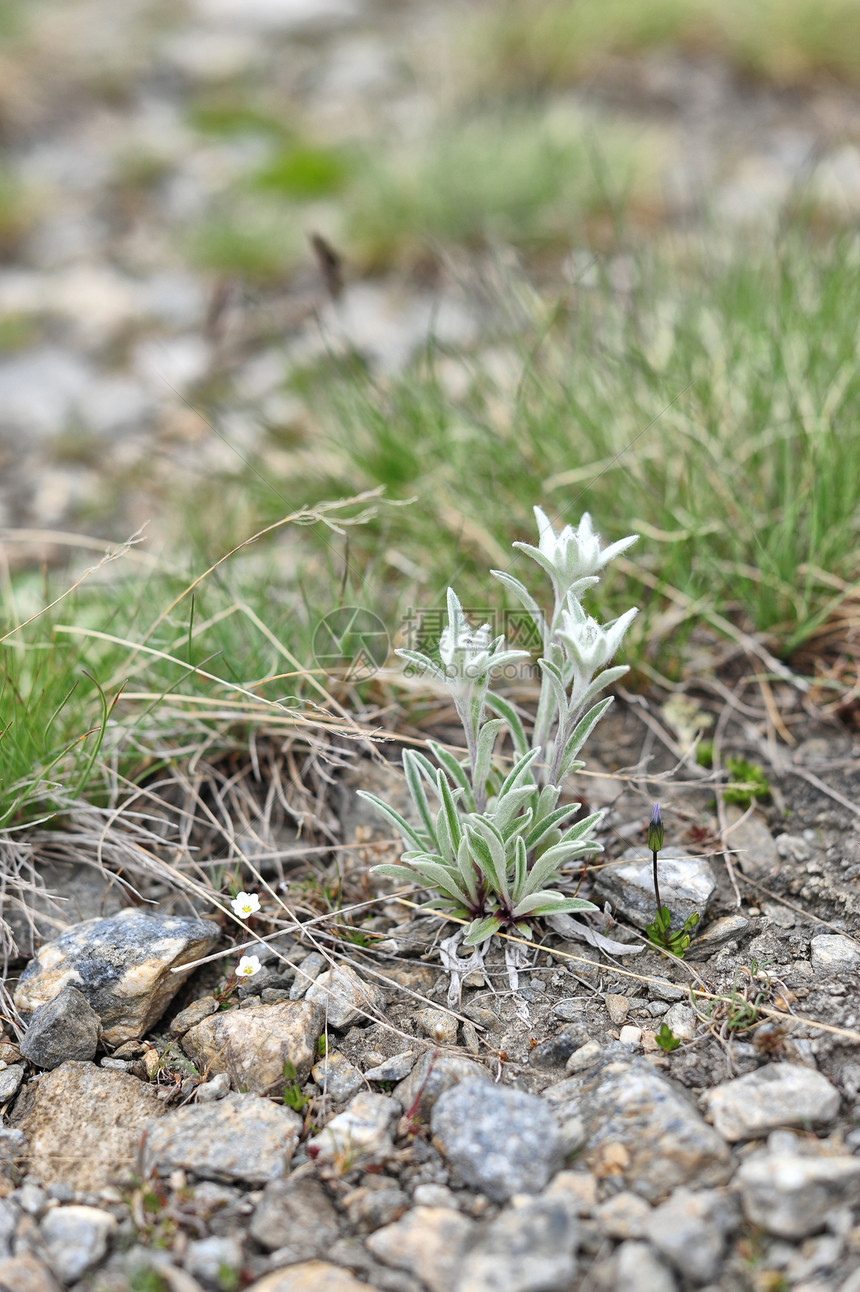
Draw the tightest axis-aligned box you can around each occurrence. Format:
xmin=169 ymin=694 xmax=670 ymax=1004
xmin=230 ymin=891 xmax=261 ymax=919
xmin=235 ymin=955 xmax=262 ymax=977
xmin=514 ymin=508 xmax=638 ymax=602
xmin=558 ymin=602 xmax=638 ymax=679
xmin=439 ymin=588 xmax=529 ymax=686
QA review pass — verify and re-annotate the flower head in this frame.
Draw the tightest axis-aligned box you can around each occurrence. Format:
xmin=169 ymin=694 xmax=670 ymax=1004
xmin=557 ymin=601 xmax=638 ymax=679
xmin=230 ymin=891 xmax=261 ymax=919
xmin=648 ymin=804 xmax=664 ymax=853
xmin=236 ymin=954 xmax=262 ymax=977
xmin=514 ymin=508 xmax=638 ymax=604
xmin=438 ymin=588 xmax=529 ymax=688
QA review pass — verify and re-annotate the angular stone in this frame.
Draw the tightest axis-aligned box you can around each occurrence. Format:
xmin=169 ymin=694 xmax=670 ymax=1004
xmin=595 ymin=1191 xmax=651 ymax=1239
xmin=529 ymin=1024 xmax=586 ymax=1070
xmin=593 ymin=850 xmax=716 ymax=932
xmin=431 ymin=1079 xmax=565 ymax=1204
xmin=614 ymin=1241 xmax=677 ymax=1292
xmin=312 ymin=1052 xmax=364 ymax=1103
xmin=737 ymin=1149 xmax=860 ymax=1238
xmin=307 ymin=1092 xmax=399 ymax=1167
xmin=458 ymin=1194 xmax=578 ymax=1292
xmin=40 ymin=1204 xmax=117 ymax=1283
xmin=565 ymin=1040 xmax=603 ymax=1074
xmin=725 ymin=807 xmax=780 ymax=880
xmin=365 ymin=1205 xmax=476 ymax=1292
xmin=364 ymin=1052 xmax=415 ymax=1083
xmin=14 ymin=911 xmax=219 ymax=1044
xmin=244 ymin=1261 xmax=369 ymax=1292
xmin=305 ymin=965 xmax=385 ymax=1029
xmin=645 ymin=1188 xmax=739 ymax=1284
xmin=810 ymin=934 xmax=860 ymax=974
xmin=547 ymin=1059 xmax=731 ymax=1202
xmin=393 ymin=1051 xmax=487 ymax=1124
xmin=289 ymin=952 xmax=326 ymax=1000
xmin=0 ymin=1066 xmax=24 ymax=1103
xmin=169 ymin=996 xmax=220 ymax=1036
xmin=142 ymin=1093 xmax=301 ymax=1185
xmin=251 ymin=1174 xmax=341 ymax=1255
xmin=20 ymin=986 xmax=100 ymax=1069
xmin=181 ymin=1000 xmax=323 ymax=1096
xmin=662 ymin=1003 xmax=697 ymax=1042
xmin=605 ymin=995 xmax=629 ymax=1025
xmin=11 ymin=1061 xmax=165 ymax=1191
xmin=415 ymin=1008 xmax=458 ymax=1046
xmin=704 ymin=1064 xmax=841 ymax=1142
xmin=694 ymin=914 xmax=750 ymax=954
xmin=0 ymin=1251 xmax=62 ymax=1292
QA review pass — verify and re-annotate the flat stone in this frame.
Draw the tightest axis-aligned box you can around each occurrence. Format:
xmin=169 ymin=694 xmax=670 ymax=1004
xmin=645 ymin=1188 xmax=739 ymax=1284
xmin=312 ymin=1052 xmax=365 ymax=1102
xmin=143 ymin=1093 xmax=302 ymax=1185
xmin=365 ymin=1205 xmax=476 ymax=1292
xmin=243 ymin=1262 xmax=369 ymax=1292
xmin=40 ymin=1205 xmax=117 ymax=1283
xmin=547 ymin=1059 xmax=731 ymax=1202
xmin=704 ymin=1064 xmax=841 ymax=1141
xmin=810 ymin=934 xmax=860 ymax=974
xmin=195 ymin=1073 xmax=231 ymax=1103
xmin=305 ymin=964 xmax=385 ymax=1029
xmin=0 ymin=1251 xmax=62 ymax=1292
xmin=0 ymin=1066 xmax=24 ymax=1102
xmin=565 ymin=1040 xmax=604 ymax=1074
xmin=393 ymin=1051 xmax=488 ymax=1124
xmin=20 ymin=986 xmax=101 ymax=1069
xmin=11 ymin=1061 xmax=165 ymax=1191
xmin=307 ymin=1092 xmax=400 ymax=1167
xmin=169 ymin=997 xmax=220 ymax=1036
xmin=364 ymin=1052 xmax=415 ymax=1083
xmin=605 ymin=995 xmax=630 ymax=1025
xmin=14 ymin=911 xmax=219 ymax=1044
xmin=181 ymin=1000 xmax=323 ymax=1095
xmin=458 ymin=1194 xmax=578 ymax=1292
xmin=725 ymin=807 xmax=780 ymax=880
xmin=431 ymin=1079 xmax=565 ymax=1204
xmin=694 ymin=915 xmax=750 ymax=954
xmin=251 ymin=1174 xmax=341 ymax=1255
xmin=614 ymin=1241 xmax=677 ymax=1292
xmin=593 ymin=849 xmax=716 ymax=931
xmin=289 ymin=952 xmax=326 ymax=1000
xmin=737 ymin=1149 xmax=860 ymax=1238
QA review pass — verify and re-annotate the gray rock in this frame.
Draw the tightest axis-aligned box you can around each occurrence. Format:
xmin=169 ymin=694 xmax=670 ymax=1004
xmin=645 ymin=1189 xmax=739 ymax=1284
xmin=251 ymin=1174 xmax=341 ymax=1255
xmin=181 ymin=1000 xmax=323 ymax=1096
xmin=430 ymin=1079 xmax=565 ymax=1204
xmin=11 ymin=1061 xmax=165 ymax=1191
xmin=143 ymin=1093 xmax=302 ymax=1185
xmin=0 ymin=1199 xmax=16 ymax=1258
xmin=365 ymin=1052 xmax=416 ymax=1082
xmin=241 ymin=1259 xmax=372 ymax=1292
xmin=529 ymin=1025 xmax=586 ymax=1070
xmin=393 ymin=1051 xmax=488 ymax=1124
xmin=415 ymin=1009 xmax=459 ymax=1046
xmin=305 ymin=964 xmax=385 ymax=1029
xmin=565 ymin=1040 xmax=603 ymax=1074
xmin=661 ymin=1003 xmax=697 ymax=1041
xmin=546 ymin=1059 xmax=731 ymax=1202
xmin=289 ymin=952 xmax=326 ymax=1000
xmin=811 ymin=934 xmax=860 ymax=974
xmin=17 ymin=1182 xmax=48 ymax=1215
xmin=3 ymin=860 xmax=126 ymax=961
xmin=694 ymin=914 xmax=750 ymax=954
xmin=457 ymin=1194 xmax=578 ymax=1292
xmin=20 ymin=986 xmax=101 ymax=1069
xmin=705 ymin=1063 xmax=841 ymax=1141
xmin=184 ymin=1234 xmax=243 ymax=1288
xmin=614 ymin=1241 xmax=677 ymax=1292
xmin=14 ymin=910 xmax=219 ymax=1044
xmin=725 ymin=807 xmax=780 ymax=880
xmin=312 ymin=1052 xmax=365 ymax=1102
xmin=40 ymin=1204 xmax=117 ymax=1283
xmin=365 ymin=1206 xmax=476 ymax=1292
xmin=595 ymin=1191 xmax=651 ymax=1239
xmin=593 ymin=849 xmax=716 ymax=931
xmin=307 ymin=1092 xmax=400 ymax=1167
xmin=169 ymin=997 xmax=220 ymax=1036
xmin=0 ymin=1252 xmax=61 ymax=1292
xmin=0 ymin=1065 xmax=24 ymax=1102
xmin=737 ymin=1148 xmax=860 ymax=1238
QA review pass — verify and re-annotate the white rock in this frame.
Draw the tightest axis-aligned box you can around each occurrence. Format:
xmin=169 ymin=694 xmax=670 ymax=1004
xmin=662 ymin=1003 xmax=697 ymax=1041
xmin=305 ymin=964 xmax=384 ymax=1029
xmin=615 ymin=1240 xmax=677 ymax=1291
xmin=811 ymin=934 xmax=860 ymax=974
xmin=307 ymin=1091 xmax=399 ymax=1165
xmin=40 ymin=1205 xmax=117 ymax=1283
xmin=619 ymin=1025 xmax=642 ymax=1048
xmin=738 ymin=1149 xmax=860 ymax=1238
xmin=705 ymin=1064 xmax=841 ymax=1142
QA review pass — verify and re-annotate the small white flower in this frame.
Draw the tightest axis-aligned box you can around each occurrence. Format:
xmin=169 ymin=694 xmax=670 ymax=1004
xmin=558 ymin=602 xmax=638 ymax=678
xmin=236 ymin=955 xmax=262 ymax=977
xmin=514 ymin=508 xmax=638 ymax=603
xmin=439 ymin=588 xmax=529 ymax=687
xmin=230 ymin=891 xmax=261 ymax=919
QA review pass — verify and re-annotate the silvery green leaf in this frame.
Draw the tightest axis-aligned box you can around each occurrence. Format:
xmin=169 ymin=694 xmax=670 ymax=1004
xmin=490 ymin=569 xmax=545 ymax=637
xmin=455 ymin=834 xmax=481 ymax=905
xmin=403 ymin=750 xmax=437 ymax=843
xmin=512 ymin=891 xmax=599 ymax=917
xmin=437 ymin=768 xmax=463 ymax=853
xmin=435 ymin=802 xmax=454 ymax=865
xmin=501 ymin=803 xmax=534 ymax=843
xmin=396 ymin=649 xmax=446 ymax=682
xmin=356 ymin=791 xmax=425 ymax=850
xmin=427 ymin=740 xmax=471 ymax=795
xmin=485 ymin=692 xmax=529 ymax=758
xmin=537 ymin=657 xmax=568 ymax=729
xmin=557 ymin=697 xmax=614 ymax=780
xmin=369 ymin=863 xmax=434 ymax=885
xmin=525 ymin=802 xmax=582 ymax=851
xmin=578 ymin=665 xmax=629 ymax=710
xmin=463 ymin=914 xmax=503 ymax=946
xmin=498 ymin=746 xmax=540 ymax=797
xmin=466 ymin=822 xmax=509 ymax=904
xmin=407 ymin=860 xmax=470 ymax=906
xmin=556 ymin=809 xmax=604 ymax=845
xmin=512 ymin=835 xmax=527 ymax=899
xmin=491 ymin=784 xmax=536 ymax=834
xmin=473 ymin=718 xmax=505 ymax=798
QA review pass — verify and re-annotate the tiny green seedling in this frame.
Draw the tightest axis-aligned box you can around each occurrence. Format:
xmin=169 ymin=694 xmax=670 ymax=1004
xmin=723 ymin=756 xmax=770 ymax=807
xmin=655 ymin=1022 xmax=681 ymax=1052
xmin=281 ymin=1061 xmax=309 ymax=1112
xmin=645 ymin=805 xmax=699 ymax=956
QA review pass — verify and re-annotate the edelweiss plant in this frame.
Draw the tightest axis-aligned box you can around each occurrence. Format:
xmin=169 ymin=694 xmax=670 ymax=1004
xmin=359 ymin=507 xmax=639 ymax=946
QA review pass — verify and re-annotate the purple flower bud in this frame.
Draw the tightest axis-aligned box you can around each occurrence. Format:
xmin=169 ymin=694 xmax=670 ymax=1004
xmin=648 ymin=804 xmax=663 ymax=853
